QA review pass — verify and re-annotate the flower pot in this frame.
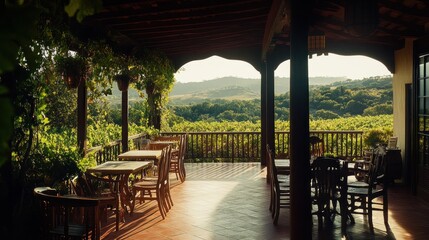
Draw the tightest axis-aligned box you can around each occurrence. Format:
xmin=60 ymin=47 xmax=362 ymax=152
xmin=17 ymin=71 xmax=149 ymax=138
xmin=62 ymin=72 xmax=82 ymax=89
xmin=115 ymin=74 xmax=131 ymax=91
xmin=56 ymin=56 xmax=87 ymax=89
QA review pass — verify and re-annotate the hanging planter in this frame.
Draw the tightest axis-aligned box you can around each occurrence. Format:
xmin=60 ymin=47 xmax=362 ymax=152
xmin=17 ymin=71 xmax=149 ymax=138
xmin=55 ymin=55 xmax=87 ymax=89
xmin=114 ymin=69 xmax=137 ymax=91
xmin=115 ymin=73 xmax=131 ymax=91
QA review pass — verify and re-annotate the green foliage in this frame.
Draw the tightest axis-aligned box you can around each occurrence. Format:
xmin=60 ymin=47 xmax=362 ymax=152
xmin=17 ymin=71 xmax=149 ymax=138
xmin=31 ymin=130 xmax=81 ymax=189
xmin=169 ymin=77 xmax=392 ymax=123
xmin=363 ymin=104 xmax=393 ymax=116
xmin=171 ymin=120 xmax=262 ymax=132
xmin=309 ymin=115 xmax=393 ymax=131
xmin=168 ymin=115 xmax=393 ymax=133
xmin=170 ymin=99 xmax=260 ymax=123
xmin=313 ymin=109 xmax=340 ymax=120
xmin=87 ymin=120 xmax=158 ymax=148
xmin=363 ymin=128 xmax=393 ymax=148
xmin=44 ymin=78 xmax=77 ymax=128
xmin=345 ymin=100 xmax=366 ymax=115
xmin=133 ymin=48 xmax=176 ymax=129
xmin=55 ymin=55 xmax=87 ymax=77
xmin=64 ymin=0 xmax=103 ymax=22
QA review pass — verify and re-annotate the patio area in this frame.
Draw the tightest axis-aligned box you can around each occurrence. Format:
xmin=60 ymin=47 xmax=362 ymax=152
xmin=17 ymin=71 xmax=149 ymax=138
xmin=99 ymin=162 xmax=429 ymax=240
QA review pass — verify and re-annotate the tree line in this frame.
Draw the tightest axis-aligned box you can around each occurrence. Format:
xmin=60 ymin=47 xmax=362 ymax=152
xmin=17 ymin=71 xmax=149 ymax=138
xmin=164 ymin=76 xmax=392 ymax=123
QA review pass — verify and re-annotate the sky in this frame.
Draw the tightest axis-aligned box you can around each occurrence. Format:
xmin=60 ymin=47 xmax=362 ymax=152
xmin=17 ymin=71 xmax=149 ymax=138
xmin=174 ymin=53 xmax=392 ymax=83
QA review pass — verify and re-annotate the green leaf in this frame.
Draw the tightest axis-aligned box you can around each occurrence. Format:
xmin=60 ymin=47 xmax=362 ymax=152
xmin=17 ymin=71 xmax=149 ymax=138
xmin=64 ymin=0 xmax=80 ymax=18
xmin=65 ymin=0 xmax=103 ymax=22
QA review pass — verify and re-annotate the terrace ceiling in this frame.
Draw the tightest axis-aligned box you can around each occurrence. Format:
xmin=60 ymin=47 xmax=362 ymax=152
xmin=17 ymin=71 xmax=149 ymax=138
xmin=82 ymin=0 xmax=429 ymax=72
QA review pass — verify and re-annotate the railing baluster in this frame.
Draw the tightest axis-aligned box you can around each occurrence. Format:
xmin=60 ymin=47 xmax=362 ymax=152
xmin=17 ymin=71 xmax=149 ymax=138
xmin=86 ymin=131 xmax=364 ymax=164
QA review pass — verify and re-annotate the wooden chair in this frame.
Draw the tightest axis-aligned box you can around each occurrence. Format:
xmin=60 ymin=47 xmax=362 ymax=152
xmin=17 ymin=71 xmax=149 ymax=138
xmin=266 ymin=144 xmax=290 ymax=225
xmin=153 ymin=135 xmax=181 ymax=142
xmin=348 ymin=148 xmax=373 ymax=187
xmin=310 ymin=135 xmax=324 ymax=159
xmin=133 ymin=145 xmax=172 ymax=219
xmin=170 ymin=134 xmax=187 ymax=182
xmin=84 ymin=173 xmax=121 ymax=231
xmin=145 ymin=142 xmax=171 ymax=150
xmin=347 ymin=146 xmax=389 ymax=233
xmin=34 ymin=187 xmax=102 ymax=240
xmin=310 ymin=157 xmax=348 ymax=233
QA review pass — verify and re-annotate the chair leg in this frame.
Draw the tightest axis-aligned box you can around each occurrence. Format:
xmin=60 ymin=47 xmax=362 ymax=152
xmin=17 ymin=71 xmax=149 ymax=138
xmin=368 ymin=199 xmax=374 ymax=234
xmin=340 ymin=198 xmax=347 ymax=236
xmin=158 ymin=198 xmax=166 ymax=220
xmin=273 ymin=193 xmax=280 ymax=225
xmin=269 ymin=183 xmax=273 ymax=212
xmin=271 ymin=190 xmax=276 ymax=218
xmin=383 ymin=193 xmax=389 ymax=229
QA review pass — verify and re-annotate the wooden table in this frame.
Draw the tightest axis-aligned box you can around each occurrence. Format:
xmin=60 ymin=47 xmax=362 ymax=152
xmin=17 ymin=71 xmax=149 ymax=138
xmin=275 ymin=159 xmax=290 ymax=174
xmin=86 ymin=161 xmax=153 ymax=215
xmin=118 ymin=150 xmax=162 ymax=161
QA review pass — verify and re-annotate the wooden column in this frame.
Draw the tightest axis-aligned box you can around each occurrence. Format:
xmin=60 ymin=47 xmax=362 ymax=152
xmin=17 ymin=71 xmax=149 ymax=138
xmin=290 ymin=0 xmax=312 ymax=239
xmin=261 ymin=61 xmax=267 ymax=166
xmin=122 ymin=90 xmax=129 ymax=153
xmin=77 ymin=78 xmax=87 ymax=156
xmin=266 ymin=59 xmax=275 ymax=154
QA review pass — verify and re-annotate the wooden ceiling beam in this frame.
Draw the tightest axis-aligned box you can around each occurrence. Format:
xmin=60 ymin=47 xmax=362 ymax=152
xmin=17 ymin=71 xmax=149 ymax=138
xmin=105 ymin=13 xmax=266 ymax=32
xmin=116 ymin=18 xmax=264 ymax=33
xmin=154 ymin=42 xmax=261 ymax=56
xmin=378 ymin=14 xmax=426 ymax=36
xmin=262 ymin=0 xmax=288 ymax=60
xmin=379 ymin=0 xmax=429 ymax=19
xmin=130 ymin=28 xmax=261 ymax=43
xmin=96 ymin=0 xmax=266 ymax=20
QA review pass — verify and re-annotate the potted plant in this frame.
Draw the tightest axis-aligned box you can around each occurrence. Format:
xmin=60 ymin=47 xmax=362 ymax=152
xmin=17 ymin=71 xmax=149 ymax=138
xmin=114 ymin=69 xmax=137 ymax=91
xmin=55 ymin=55 xmax=87 ymax=89
xmin=363 ymin=129 xmax=390 ymax=149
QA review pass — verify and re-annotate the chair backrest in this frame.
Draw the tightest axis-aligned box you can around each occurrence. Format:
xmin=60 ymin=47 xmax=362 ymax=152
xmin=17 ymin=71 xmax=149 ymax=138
xmin=367 ymin=146 xmax=388 ymax=189
xmin=310 ymin=135 xmax=324 ymax=158
xmin=311 ymin=157 xmax=344 ymax=202
xmin=71 ymin=173 xmax=93 ymax=197
xmin=34 ymin=187 xmax=100 ymax=239
xmin=266 ymin=144 xmax=279 ymax=187
xmin=177 ymin=134 xmax=186 ymax=160
xmin=154 ymin=135 xmax=181 ymax=142
xmin=146 ymin=142 xmax=170 ymax=150
xmin=162 ymin=145 xmax=173 ymax=185
xmin=156 ymin=145 xmax=171 ymax=185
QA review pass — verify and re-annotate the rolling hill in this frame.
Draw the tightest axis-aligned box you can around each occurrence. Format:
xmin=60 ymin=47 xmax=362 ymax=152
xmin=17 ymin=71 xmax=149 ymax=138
xmin=169 ymin=76 xmax=347 ymax=104
xmin=107 ymin=76 xmax=348 ymax=105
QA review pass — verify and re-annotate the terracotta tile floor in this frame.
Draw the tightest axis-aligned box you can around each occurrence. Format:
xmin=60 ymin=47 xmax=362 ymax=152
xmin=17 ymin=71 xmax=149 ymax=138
xmin=100 ymin=163 xmax=429 ymax=240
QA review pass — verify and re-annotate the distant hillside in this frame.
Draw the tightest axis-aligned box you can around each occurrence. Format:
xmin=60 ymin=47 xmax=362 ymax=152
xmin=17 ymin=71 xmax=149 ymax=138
xmin=106 ymin=76 xmax=349 ymax=105
xmin=171 ymin=85 xmax=259 ymax=104
xmin=108 ymin=87 xmax=142 ymax=105
xmin=169 ymin=76 xmax=347 ymax=104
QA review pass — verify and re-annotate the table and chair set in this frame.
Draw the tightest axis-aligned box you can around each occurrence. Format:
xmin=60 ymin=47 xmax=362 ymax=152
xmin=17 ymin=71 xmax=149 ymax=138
xmin=33 ymin=134 xmax=187 ymax=240
xmin=267 ymin=136 xmax=390 ymax=235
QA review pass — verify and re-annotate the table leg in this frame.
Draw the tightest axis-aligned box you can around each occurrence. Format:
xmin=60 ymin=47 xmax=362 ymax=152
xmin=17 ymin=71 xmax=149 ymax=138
xmin=119 ymin=174 xmax=134 ymax=215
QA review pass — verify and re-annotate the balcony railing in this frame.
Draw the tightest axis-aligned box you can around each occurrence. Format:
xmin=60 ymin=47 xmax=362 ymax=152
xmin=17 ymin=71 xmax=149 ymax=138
xmin=163 ymin=131 xmax=364 ymax=162
xmin=86 ymin=131 xmax=364 ymax=164
xmin=85 ymin=133 xmax=148 ymax=165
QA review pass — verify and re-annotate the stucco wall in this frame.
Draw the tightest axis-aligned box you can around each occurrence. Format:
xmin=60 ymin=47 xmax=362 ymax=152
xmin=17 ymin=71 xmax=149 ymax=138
xmin=393 ymin=38 xmax=414 ymax=160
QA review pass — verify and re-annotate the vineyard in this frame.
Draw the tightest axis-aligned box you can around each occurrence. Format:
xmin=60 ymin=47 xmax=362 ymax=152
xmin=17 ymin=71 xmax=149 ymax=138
xmin=165 ymin=114 xmax=393 ymax=133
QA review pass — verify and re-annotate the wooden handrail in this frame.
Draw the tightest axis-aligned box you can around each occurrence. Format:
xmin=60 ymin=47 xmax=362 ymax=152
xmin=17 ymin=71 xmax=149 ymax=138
xmin=162 ymin=131 xmax=364 ymax=162
xmin=85 ymin=133 xmax=148 ymax=165
xmin=86 ymin=131 xmax=364 ymax=164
